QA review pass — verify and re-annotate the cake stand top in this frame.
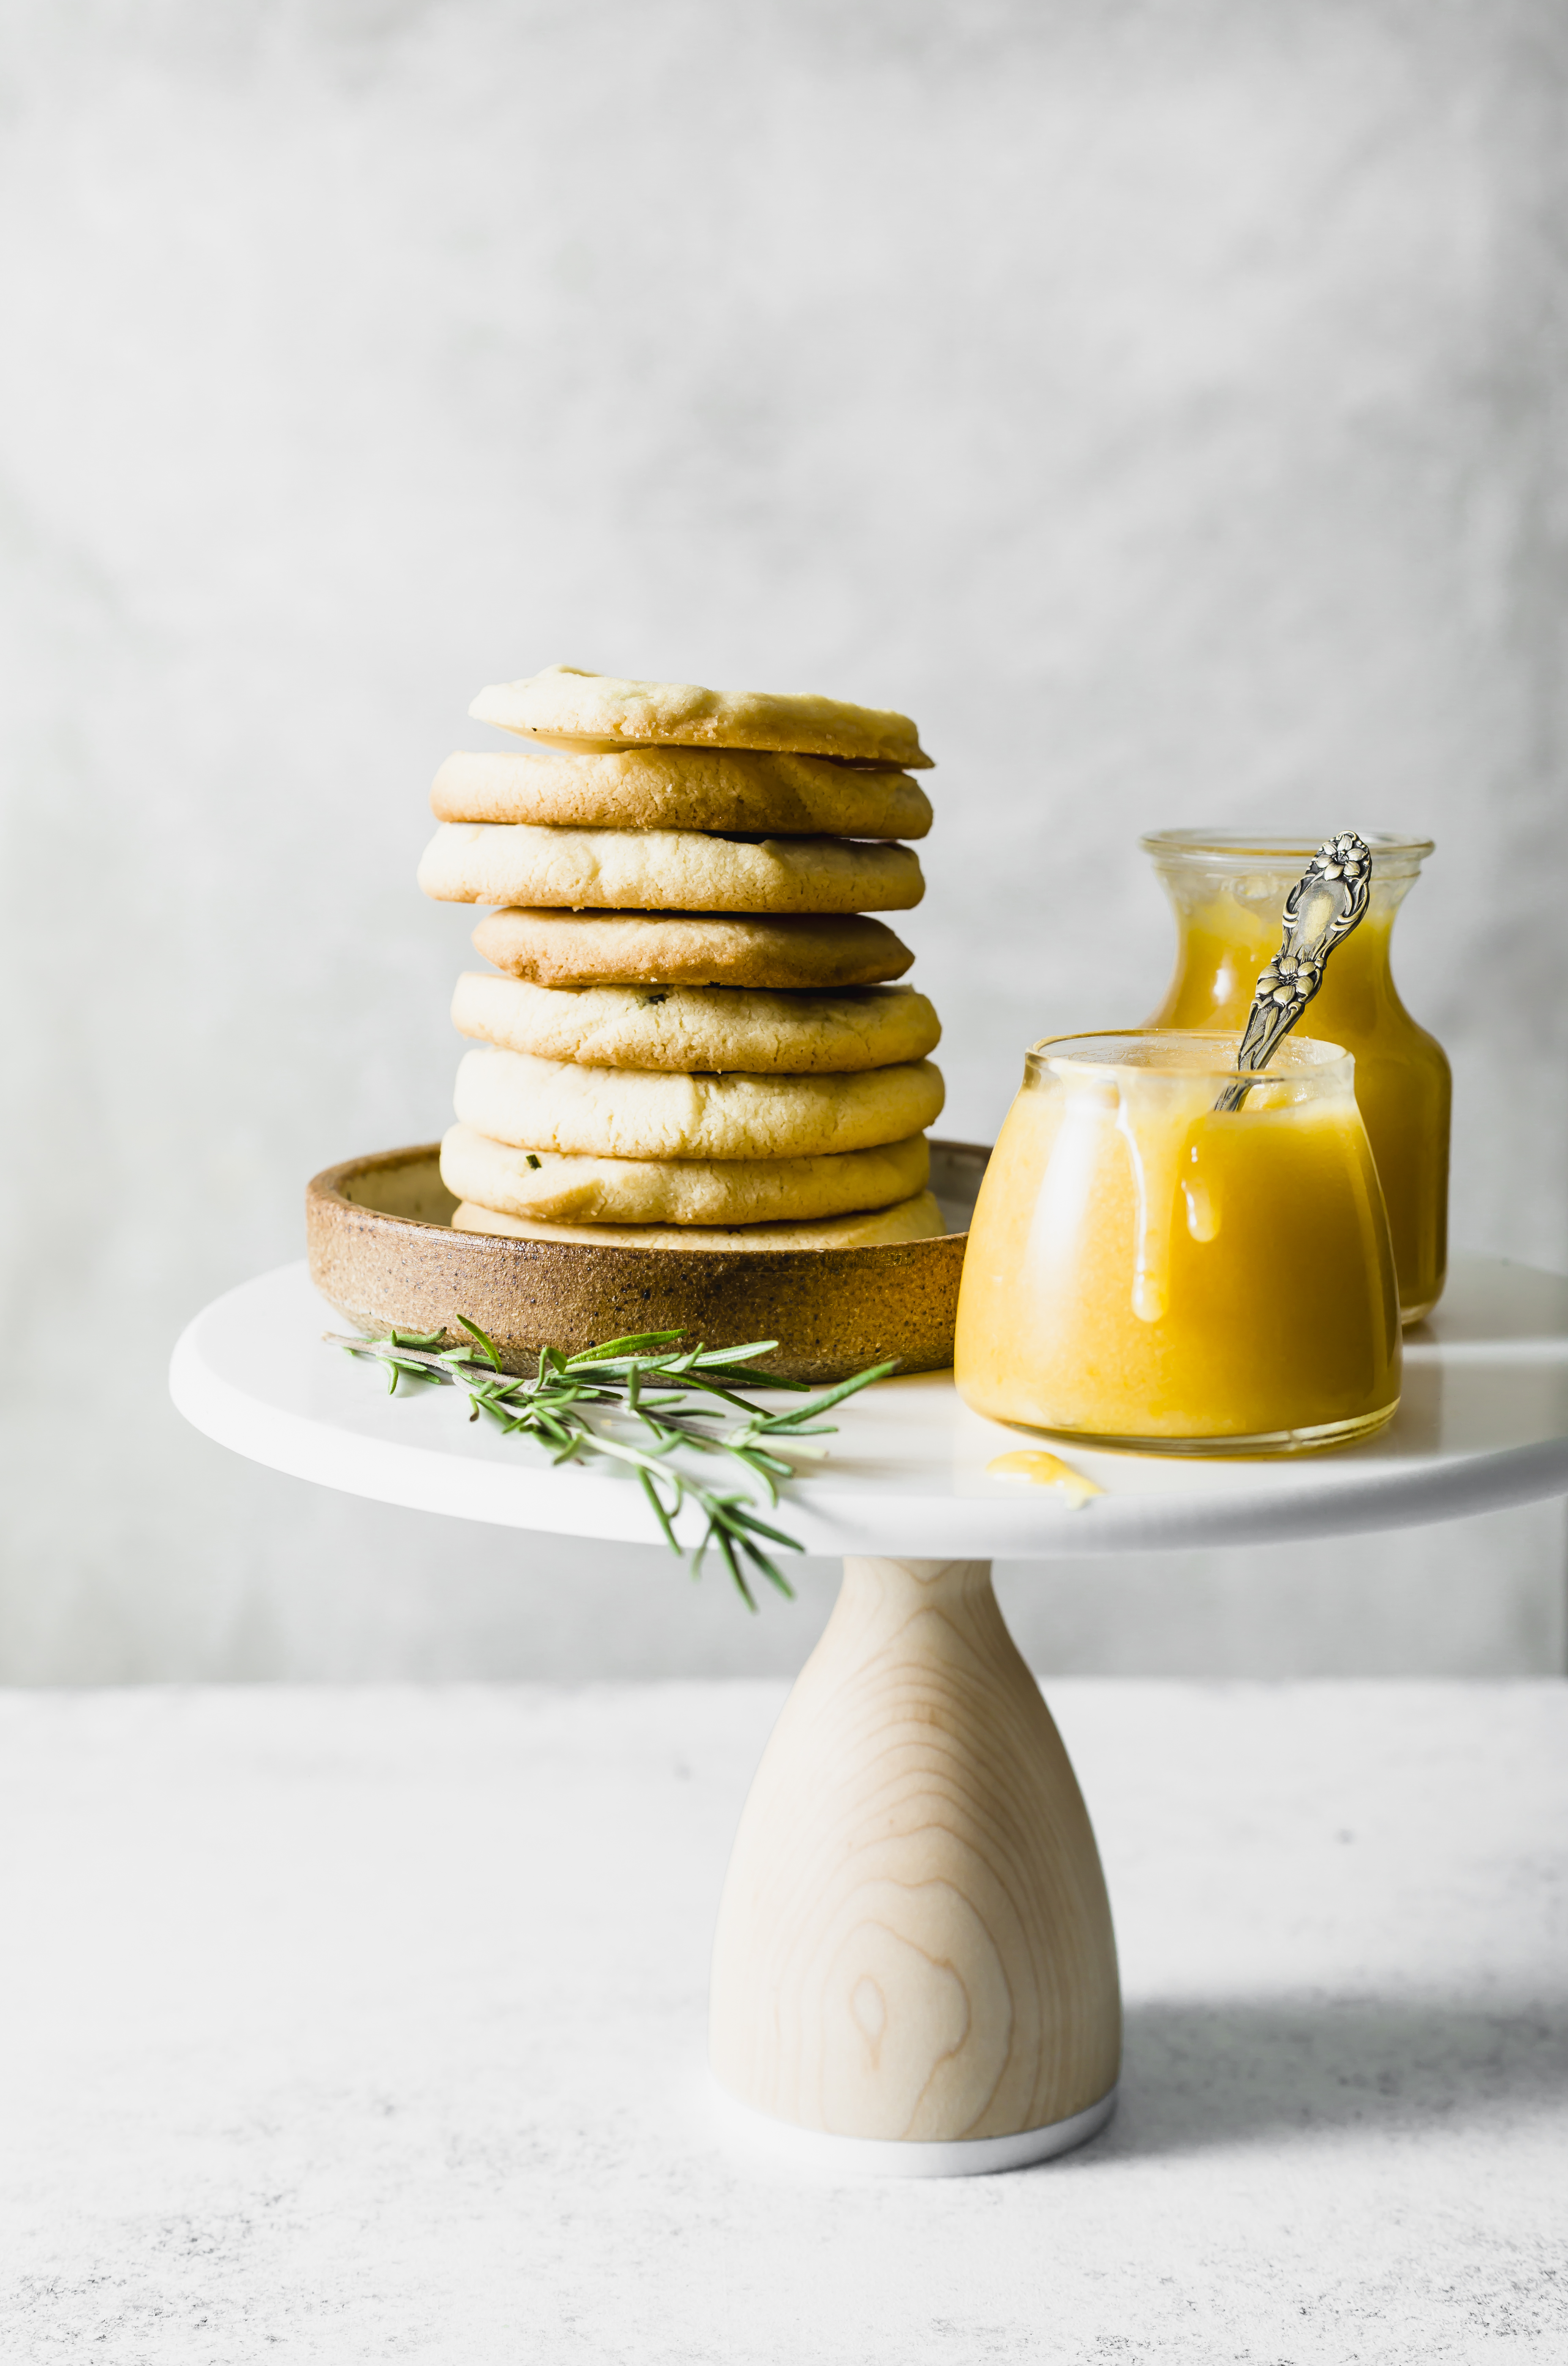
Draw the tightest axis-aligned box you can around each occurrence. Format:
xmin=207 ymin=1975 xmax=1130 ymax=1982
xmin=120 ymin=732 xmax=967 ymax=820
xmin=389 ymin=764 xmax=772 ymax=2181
xmin=169 ymin=1255 xmax=1568 ymax=1559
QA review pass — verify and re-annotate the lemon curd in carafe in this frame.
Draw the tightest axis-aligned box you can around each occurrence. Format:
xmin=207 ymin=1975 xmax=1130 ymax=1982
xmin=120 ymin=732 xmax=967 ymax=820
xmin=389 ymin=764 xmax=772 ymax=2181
xmin=954 ymin=1034 xmax=1401 ymax=1451
xmin=1141 ymin=831 xmax=1450 ymax=1323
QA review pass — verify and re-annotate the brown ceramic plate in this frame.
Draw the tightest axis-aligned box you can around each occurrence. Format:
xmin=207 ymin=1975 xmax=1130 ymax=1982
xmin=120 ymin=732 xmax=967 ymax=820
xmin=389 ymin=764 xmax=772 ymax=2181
xmin=306 ymin=1139 xmax=987 ymax=1382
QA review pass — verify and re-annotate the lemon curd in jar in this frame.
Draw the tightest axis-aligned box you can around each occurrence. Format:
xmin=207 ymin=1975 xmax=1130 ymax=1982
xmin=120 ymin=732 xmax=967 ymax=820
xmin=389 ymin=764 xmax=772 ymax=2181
xmin=1141 ymin=830 xmax=1449 ymax=1324
xmin=954 ymin=1034 xmax=1401 ymax=1452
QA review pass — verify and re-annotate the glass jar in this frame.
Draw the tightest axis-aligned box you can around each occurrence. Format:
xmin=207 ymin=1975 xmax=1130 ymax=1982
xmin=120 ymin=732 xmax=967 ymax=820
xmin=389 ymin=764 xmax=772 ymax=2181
xmin=954 ymin=1032 xmax=1401 ymax=1453
xmin=1141 ymin=830 xmax=1450 ymax=1324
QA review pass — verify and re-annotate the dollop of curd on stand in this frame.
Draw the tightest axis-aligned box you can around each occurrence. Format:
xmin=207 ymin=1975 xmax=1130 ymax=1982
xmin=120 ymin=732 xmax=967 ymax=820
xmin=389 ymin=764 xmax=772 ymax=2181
xmin=955 ymin=1033 xmax=1401 ymax=1453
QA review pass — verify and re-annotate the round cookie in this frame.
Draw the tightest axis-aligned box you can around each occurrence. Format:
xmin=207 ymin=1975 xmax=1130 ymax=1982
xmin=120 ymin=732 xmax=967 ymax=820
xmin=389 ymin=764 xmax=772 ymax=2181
xmin=468 ymin=664 xmax=933 ymax=769
xmin=418 ymin=823 xmax=923 ymax=914
xmin=440 ymin=1124 xmax=930 ymax=1225
xmin=471 ymin=908 xmax=915 ymax=990
xmin=449 ymin=1189 xmax=946 ymax=1250
xmin=452 ymin=1048 xmax=946 ymax=1161
xmin=431 ymin=748 xmax=932 ymax=840
xmin=451 ymin=972 xmax=942 ymax=1074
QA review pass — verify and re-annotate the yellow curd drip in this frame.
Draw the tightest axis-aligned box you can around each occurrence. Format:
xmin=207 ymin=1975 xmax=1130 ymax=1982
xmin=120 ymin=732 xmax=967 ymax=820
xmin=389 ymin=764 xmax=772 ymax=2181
xmin=955 ymin=1064 xmax=1401 ymax=1447
xmin=986 ymin=1450 xmax=1103 ymax=1504
xmin=1150 ymin=897 xmax=1449 ymax=1322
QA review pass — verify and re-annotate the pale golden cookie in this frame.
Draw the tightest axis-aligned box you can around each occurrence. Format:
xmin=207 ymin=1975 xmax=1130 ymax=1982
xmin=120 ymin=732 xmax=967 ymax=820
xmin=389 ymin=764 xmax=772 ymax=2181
xmin=469 ymin=663 xmax=933 ymax=769
xmin=418 ymin=823 xmax=922 ymax=915
xmin=431 ymin=748 xmax=932 ymax=839
xmin=451 ymin=972 xmax=941 ymax=1075
xmin=439 ymin=1124 xmax=930 ymax=1225
xmin=452 ymin=1048 xmax=945 ymax=1161
xmin=471 ymin=908 xmax=915 ymax=989
xmin=449 ymin=1189 xmax=947 ymax=1250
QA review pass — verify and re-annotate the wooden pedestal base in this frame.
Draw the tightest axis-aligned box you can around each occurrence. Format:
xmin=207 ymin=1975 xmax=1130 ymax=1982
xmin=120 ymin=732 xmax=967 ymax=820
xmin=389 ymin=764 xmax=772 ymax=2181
xmin=710 ymin=1558 xmax=1122 ymax=2161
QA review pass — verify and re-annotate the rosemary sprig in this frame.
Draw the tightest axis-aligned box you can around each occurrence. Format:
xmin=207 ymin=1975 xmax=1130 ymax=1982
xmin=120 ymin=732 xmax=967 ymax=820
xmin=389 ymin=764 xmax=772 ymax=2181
xmin=323 ymin=1319 xmax=894 ymax=1610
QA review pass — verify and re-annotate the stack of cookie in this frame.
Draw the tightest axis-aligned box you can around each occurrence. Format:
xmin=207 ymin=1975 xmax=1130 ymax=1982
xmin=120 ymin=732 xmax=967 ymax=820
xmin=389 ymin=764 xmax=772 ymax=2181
xmin=418 ymin=665 xmax=945 ymax=1250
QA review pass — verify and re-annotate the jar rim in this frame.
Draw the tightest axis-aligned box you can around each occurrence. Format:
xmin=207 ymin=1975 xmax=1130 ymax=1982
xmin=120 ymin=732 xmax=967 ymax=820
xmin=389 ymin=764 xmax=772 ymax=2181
xmin=1026 ymin=1028 xmax=1355 ymax=1091
xmin=1140 ymin=825 xmax=1434 ymax=869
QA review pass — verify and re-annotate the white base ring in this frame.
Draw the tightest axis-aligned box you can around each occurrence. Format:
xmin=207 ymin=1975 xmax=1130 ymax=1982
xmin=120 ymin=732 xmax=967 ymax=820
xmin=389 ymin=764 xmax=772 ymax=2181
xmin=713 ymin=2082 xmax=1118 ymax=2178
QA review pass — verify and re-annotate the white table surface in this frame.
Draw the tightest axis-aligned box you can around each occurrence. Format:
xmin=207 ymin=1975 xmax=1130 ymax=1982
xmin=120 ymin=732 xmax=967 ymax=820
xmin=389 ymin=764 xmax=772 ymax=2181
xmin=170 ymin=1254 xmax=1568 ymax=1556
xmin=0 ymin=1680 xmax=1563 ymax=2364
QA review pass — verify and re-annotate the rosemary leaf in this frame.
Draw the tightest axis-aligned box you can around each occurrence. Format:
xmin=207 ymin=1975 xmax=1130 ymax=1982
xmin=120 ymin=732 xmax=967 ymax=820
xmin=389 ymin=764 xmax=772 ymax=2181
xmin=566 ymin=1329 xmax=686 ymax=1364
xmin=755 ymin=1361 xmax=898 ymax=1428
xmin=457 ymin=1315 xmax=504 ymax=1371
xmin=675 ymin=1338 xmax=782 ymax=1369
xmin=638 ymin=1467 xmax=680 ymax=1552
xmin=712 ymin=1523 xmax=756 ymax=1611
xmin=738 ymin=1536 xmax=796 ymax=1600
xmin=722 ymin=1503 xmax=807 ymax=1552
xmin=721 ymin=1448 xmax=782 ymax=1506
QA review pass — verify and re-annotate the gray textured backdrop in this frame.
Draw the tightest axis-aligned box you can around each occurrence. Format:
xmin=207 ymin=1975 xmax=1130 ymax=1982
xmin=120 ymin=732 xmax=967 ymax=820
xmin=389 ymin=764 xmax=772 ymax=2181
xmin=3 ymin=0 xmax=1565 ymax=1679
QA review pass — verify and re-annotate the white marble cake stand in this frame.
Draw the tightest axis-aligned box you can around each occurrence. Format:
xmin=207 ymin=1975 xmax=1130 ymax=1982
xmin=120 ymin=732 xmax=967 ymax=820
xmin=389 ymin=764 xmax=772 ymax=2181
xmin=171 ymin=1252 xmax=1568 ymax=2178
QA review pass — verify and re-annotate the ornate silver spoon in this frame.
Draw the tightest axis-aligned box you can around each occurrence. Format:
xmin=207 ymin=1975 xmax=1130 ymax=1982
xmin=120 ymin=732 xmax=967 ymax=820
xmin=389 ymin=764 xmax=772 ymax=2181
xmin=1213 ymin=832 xmax=1372 ymax=1111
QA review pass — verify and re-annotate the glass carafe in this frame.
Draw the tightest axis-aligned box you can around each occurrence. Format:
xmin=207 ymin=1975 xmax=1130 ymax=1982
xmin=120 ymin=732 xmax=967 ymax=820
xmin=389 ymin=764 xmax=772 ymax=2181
xmin=1141 ymin=830 xmax=1449 ymax=1324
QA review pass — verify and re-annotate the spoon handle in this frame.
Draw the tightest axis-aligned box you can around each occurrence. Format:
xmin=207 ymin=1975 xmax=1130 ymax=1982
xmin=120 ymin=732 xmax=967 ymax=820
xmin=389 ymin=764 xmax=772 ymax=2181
xmin=1214 ymin=832 xmax=1373 ymax=1112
